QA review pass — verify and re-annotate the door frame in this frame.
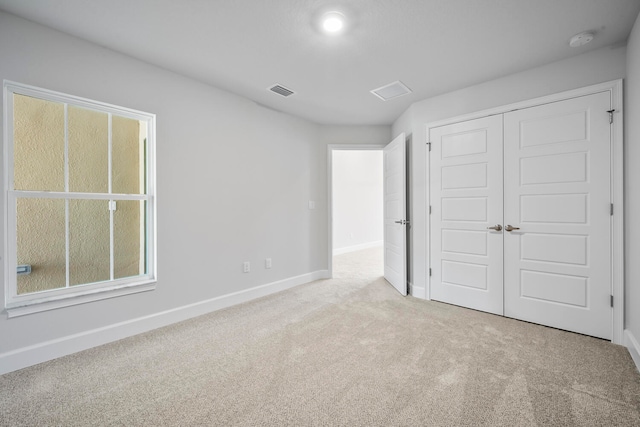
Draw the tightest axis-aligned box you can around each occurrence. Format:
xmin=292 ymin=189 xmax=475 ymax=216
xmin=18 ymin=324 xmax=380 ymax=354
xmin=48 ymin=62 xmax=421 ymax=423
xmin=424 ymin=79 xmax=624 ymax=344
xmin=327 ymin=144 xmax=386 ymax=278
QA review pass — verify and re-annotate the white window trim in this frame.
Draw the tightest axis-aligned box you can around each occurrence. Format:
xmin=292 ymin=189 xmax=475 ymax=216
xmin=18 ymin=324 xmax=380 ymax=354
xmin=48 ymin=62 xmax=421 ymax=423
xmin=3 ymin=81 xmax=157 ymax=317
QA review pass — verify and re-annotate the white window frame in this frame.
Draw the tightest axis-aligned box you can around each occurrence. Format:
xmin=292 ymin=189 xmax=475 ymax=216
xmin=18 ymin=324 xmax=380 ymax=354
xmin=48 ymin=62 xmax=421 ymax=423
xmin=3 ymin=81 xmax=157 ymax=317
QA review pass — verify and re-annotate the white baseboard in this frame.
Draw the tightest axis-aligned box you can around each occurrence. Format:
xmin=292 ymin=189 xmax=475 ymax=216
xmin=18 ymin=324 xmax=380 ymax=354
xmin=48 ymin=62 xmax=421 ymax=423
xmin=409 ymin=282 xmax=426 ymax=299
xmin=0 ymin=270 xmax=330 ymax=375
xmin=624 ymin=329 xmax=640 ymax=373
xmin=333 ymin=240 xmax=383 ymax=256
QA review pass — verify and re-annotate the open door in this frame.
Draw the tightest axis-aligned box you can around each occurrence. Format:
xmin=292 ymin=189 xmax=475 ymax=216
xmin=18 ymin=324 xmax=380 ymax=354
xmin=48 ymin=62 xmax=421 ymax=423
xmin=383 ymin=133 xmax=407 ymax=296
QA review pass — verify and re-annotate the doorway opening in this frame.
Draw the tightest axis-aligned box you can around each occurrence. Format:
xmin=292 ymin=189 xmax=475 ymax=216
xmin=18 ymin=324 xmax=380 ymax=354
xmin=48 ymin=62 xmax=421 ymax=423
xmin=328 ymin=146 xmax=385 ymax=279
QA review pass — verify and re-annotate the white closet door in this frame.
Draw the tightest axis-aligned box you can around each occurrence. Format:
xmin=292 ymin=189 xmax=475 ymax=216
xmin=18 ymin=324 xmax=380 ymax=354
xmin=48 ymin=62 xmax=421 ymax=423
xmin=383 ymin=133 xmax=407 ymax=296
xmin=430 ymin=116 xmax=504 ymax=315
xmin=503 ymin=92 xmax=612 ymax=339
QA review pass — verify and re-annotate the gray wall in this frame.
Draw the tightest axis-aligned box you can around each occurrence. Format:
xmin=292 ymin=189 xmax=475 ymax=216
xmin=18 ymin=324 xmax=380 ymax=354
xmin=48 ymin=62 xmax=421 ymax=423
xmin=0 ymin=12 xmax=390 ymax=362
xmin=393 ymin=45 xmax=627 ymax=298
xmin=625 ymin=13 xmax=640 ymax=350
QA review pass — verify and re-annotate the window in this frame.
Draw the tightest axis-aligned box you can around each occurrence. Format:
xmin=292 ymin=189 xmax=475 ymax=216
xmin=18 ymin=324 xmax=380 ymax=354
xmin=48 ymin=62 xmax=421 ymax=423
xmin=4 ymin=81 xmax=156 ymax=317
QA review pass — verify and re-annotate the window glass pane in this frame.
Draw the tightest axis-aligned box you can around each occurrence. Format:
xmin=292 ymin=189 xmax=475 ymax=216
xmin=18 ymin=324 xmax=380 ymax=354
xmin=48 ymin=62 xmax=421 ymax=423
xmin=112 ymin=116 xmax=145 ymax=195
xmin=17 ymin=198 xmax=66 ymax=294
xmin=13 ymin=94 xmax=65 ymax=192
xmin=114 ymin=200 xmax=146 ymax=279
xmin=69 ymin=199 xmax=110 ymax=286
xmin=68 ymin=106 xmax=108 ymax=193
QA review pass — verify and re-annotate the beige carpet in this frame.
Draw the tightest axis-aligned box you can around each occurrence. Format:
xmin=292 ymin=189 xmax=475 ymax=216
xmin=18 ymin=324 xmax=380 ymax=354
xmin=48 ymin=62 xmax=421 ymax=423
xmin=1 ymin=246 xmax=639 ymax=426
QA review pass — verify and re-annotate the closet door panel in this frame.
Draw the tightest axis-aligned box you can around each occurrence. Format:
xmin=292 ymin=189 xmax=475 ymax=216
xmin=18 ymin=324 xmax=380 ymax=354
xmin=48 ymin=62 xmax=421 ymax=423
xmin=430 ymin=115 xmax=504 ymax=315
xmin=503 ymin=92 xmax=612 ymax=339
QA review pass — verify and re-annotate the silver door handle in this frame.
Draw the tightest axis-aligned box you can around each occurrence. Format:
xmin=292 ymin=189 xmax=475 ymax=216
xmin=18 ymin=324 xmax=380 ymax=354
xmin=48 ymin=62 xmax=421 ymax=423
xmin=505 ymin=225 xmax=520 ymax=232
xmin=394 ymin=220 xmax=403 ymax=224
xmin=487 ymin=224 xmax=502 ymax=231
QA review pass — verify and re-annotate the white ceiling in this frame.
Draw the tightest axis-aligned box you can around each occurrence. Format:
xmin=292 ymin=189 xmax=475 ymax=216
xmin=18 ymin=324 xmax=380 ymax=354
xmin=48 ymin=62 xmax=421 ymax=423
xmin=1 ymin=0 xmax=639 ymax=125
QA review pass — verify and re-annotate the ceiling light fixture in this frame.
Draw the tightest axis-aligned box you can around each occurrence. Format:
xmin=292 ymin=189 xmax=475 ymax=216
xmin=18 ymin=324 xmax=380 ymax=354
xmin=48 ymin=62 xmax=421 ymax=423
xmin=322 ymin=12 xmax=345 ymax=34
xmin=569 ymin=31 xmax=594 ymax=47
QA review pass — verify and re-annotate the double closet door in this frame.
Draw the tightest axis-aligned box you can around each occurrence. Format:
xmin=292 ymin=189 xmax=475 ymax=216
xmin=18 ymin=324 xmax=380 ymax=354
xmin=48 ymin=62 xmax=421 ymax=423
xmin=429 ymin=92 xmax=612 ymax=339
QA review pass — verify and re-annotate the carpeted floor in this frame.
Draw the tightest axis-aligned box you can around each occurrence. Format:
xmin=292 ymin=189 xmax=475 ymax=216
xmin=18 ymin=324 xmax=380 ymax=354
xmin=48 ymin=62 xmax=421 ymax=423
xmin=1 ymin=246 xmax=639 ymax=426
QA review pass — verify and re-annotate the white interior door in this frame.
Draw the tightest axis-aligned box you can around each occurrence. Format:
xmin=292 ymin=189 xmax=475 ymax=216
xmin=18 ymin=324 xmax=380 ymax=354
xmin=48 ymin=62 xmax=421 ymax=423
xmin=429 ymin=116 xmax=504 ymax=314
xmin=383 ymin=133 xmax=407 ymax=296
xmin=503 ymin=92 xmax=612 ymax=339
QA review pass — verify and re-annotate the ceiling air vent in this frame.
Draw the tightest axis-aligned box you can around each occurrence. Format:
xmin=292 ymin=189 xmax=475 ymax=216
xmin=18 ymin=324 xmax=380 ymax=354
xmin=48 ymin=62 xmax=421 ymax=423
xmin=370 ymin=80 xmax=412 ymax=101
xmin=268 ymin=84 xmax=295 ymax=97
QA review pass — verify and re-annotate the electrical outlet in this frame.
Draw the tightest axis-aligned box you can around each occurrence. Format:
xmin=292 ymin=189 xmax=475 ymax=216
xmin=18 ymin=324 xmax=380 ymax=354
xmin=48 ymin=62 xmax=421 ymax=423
xmin=265 ymin=258 xmax=272 ymax=269
xmin=243 ymin=261 xmax=250 ymax=273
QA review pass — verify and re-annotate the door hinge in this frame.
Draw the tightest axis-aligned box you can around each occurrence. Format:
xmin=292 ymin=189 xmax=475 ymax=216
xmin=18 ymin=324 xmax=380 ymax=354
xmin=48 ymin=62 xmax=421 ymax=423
xmin=429 ymin=205 xmax=432 ymax=214
xmin=426 ymin=142 xmax=432 ymax=151
xmin=610 ymin=203 xmax=614 ymax=216
xmin=607 ymin=109 xmax=615 ymax=124
xmin=610 ymin=295 xmax=614 ymax=307
xmin=429 ymin=268 xmax=432 ymax=277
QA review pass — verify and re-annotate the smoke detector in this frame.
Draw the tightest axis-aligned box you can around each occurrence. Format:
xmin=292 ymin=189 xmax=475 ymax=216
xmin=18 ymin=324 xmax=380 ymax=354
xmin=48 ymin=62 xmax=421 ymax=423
xmin=569 ymin=32 xmax=594 ymax=47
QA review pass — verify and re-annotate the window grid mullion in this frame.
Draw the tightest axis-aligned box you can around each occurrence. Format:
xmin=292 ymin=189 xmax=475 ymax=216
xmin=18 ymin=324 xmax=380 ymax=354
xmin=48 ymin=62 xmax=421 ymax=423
xmin=64 ymin=103 xmax=70 ymax=289
xmin=65 ymin=199 xmax=70 ymax=289
xmin=108 ymin=113 xmax=112 ymax=194
xmin=8 ymin=191 xmax=148 ymax=201
xmin=64 ymin=103 xmax=69 ymax=192
xmin=109 ymin=208 xmax=114 ymax=281
xmin=108 ymin=113 xmax=114 ymax=281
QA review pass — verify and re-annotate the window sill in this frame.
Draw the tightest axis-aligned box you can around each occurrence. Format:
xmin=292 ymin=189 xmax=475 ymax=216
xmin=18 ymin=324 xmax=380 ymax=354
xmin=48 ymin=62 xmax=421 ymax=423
xmin=5 ymin=281 xmax=156 ymax=318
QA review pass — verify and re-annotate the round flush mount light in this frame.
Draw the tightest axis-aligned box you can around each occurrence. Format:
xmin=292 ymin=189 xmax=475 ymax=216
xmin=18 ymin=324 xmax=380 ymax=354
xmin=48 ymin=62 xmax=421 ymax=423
xmin=569 ymin=31 xmax=594 ymax=47
xmin=322 ymin=11 xmax=346 ymax=34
